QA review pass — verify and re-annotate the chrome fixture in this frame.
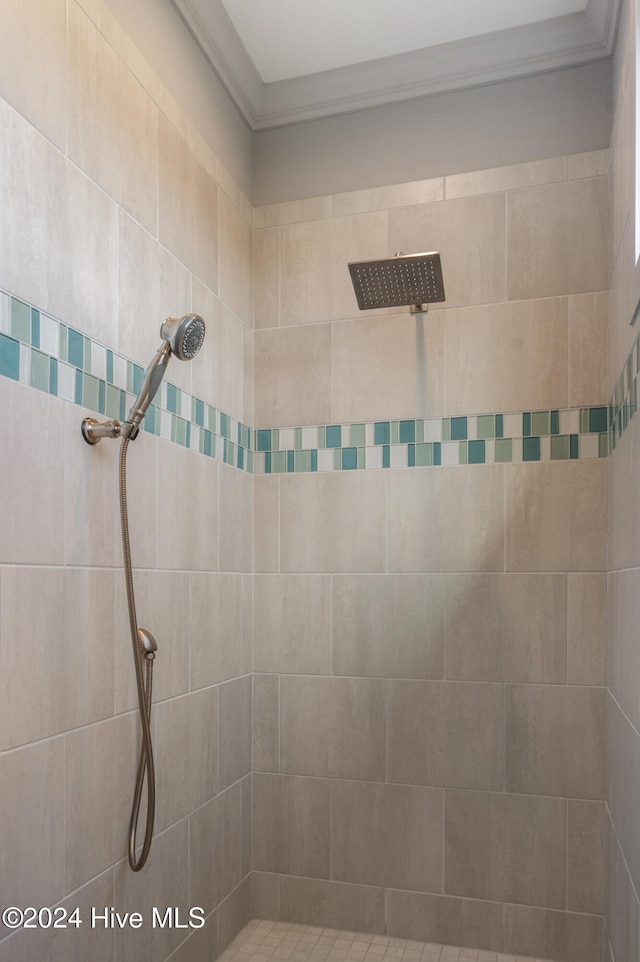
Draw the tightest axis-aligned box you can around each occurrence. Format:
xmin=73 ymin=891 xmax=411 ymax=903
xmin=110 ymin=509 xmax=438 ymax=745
xmin=80 ymin=313 xmax=206 ymax=871
xmin=348 ymin=251 xmax=445 ymax=314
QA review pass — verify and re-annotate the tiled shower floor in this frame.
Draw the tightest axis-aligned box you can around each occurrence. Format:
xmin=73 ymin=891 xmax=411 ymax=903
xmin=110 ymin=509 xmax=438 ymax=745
xmin=221 ymin=919 xmax=556 ymax=962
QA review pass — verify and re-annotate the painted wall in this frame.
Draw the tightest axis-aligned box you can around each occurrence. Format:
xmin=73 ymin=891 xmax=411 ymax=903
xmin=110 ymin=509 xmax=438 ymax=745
xmin=253 ymin=60 xmax=613 ymax=205
xmin=0 ymin=0 xmax=254 ymax=960
xmin=605 ymin=1 xmax=640 ymax=961
xmin=251 ymin=152 xmax=610 ymax=960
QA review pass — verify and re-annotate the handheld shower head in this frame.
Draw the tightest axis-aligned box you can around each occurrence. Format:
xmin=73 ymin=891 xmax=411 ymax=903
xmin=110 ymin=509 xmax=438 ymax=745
xmin=160 ymin=314 xmax=206 ymax=360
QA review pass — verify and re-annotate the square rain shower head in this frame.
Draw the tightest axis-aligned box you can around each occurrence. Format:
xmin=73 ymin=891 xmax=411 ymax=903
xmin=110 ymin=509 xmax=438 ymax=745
xmin=348 ymin=251 xmax=445 ymax=312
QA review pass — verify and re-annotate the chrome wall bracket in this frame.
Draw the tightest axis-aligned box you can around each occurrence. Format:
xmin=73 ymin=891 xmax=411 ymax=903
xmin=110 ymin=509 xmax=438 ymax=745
xmin=81 ymin=417 xmax=122 ymax=444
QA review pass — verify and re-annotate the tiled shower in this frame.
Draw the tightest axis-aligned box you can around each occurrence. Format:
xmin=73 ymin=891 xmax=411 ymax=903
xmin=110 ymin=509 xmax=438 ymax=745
xmin=0 ymin=1 xmax=637 ymax=962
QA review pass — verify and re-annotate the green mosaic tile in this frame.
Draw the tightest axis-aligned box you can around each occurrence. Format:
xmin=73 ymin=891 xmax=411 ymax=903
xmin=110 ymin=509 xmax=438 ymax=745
xmin=30 ymin=309 xmax=40 ymax=349
xmin=174 ymin=416 xmax=188 ymax=447
xmin=318 ymin=426 xmax=326 ymax=448
xmin=207 ymin=405 xmax=216 ymax=433
xmin=203 ymin=430 xmax=214 ymax=458
xmin=531 ymin=411 xmax=550 ymax=436
xmin=68 ymin=329 xmax=84 ymax=369
xmin=82 ymin=372 xmax=100 ymax=412
xmin=294 ymin=427 xmax=303 ymax=450
xmin=433 ymin=442 xmax=441 ymax=466
xmin=220 ymin=412 xmax=230 ymax=439
xmin=495 ymin=438 xmax=513 ymax=463
xmin=599 ymin=432 xmax=609 ymax=458
xmin=551 ymin=435 xmax=570 ymax=460
xmin=333 ymin=448 xmax=341 ymax=470
xmin=416 ymin=443 xmax=433 ymax=467
xmin=495 ymin=414 xmax=504 ymax=438
xmin=272 ymin=428 xmax=280 ymax=450
xmin=399 ymin=420 xmax=415 ymax=443
xmin=416 ymin=420 xmax=425 ymax=443
xmin=579 ymin=408 xmax=589 ymax=434
xmin=390 ymin=421 xmax=399 ymax=444
xmin=523 ymin=436 xmax=541 ymax=461
xmin=441 ymin=419 xmax=450 ymax=442
xmin=350 ymin=423 xmax=366 ymax=447
xmin=458 ymin=441 xmax=468 ymax=464
xmin=58 ymin=324 xmax=68 ymax=361
xmin=74 ymin=369 xmax=83 ymax=405
xmin=469 ymin=439 xmax=486 ymax=464
xmin=0 ymin=333 xmax=20 ymax=380
xmin=272 ymin=451 xmax=286 ymax=473
xmin=287 ymin=451 xmax=294 ymax=472
xmin=408 ymin=443 xmax=415 ymax=467
xmin=10 ymin=297 xmax=30 ymax=344
xmin=84 ymin=337 xmax=91 ymax=372
xmin=310 ymin=450 xmax=318 ymax=471
xmin=451 ymin=417 xmax=467 ymax=441
xmin=342 ymin=447 xmax=357 ymax=470
xmin=382 ymin=444 xmax=390 ymax=468
xmin=224 ymin=439 xmax=236 ymax=465
xmin=477 ymin=415 xmax=495 ymax=439
xmin=294 ymin=450 xmax=310 ymax=472
xmin=49 ymin=357 xmax=58 ymax=396
xmin=326 ymin=424 xmax=341 ymax=447
xmin=30 ymin=348 xmax=49 ymax=392
xmin=374 ymin=422 xmax=390 ymax=445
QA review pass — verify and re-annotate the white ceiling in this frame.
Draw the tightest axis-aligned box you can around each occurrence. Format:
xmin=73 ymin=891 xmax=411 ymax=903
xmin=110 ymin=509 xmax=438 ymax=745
xmin=170 ymin=0 xmax=621 ymax=128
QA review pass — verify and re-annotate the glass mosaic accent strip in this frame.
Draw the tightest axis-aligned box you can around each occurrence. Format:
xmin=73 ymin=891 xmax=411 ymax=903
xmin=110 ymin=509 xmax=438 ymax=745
xmin=0 ymin=290 xmax=252 ymax=472
xmin=609 ymin=328 xmax=640 ymax=455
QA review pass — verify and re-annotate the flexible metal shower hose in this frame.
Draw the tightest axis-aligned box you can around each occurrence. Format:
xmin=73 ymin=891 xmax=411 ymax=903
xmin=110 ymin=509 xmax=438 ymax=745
xmin=119 ymin=437 xmax=156 ymax=871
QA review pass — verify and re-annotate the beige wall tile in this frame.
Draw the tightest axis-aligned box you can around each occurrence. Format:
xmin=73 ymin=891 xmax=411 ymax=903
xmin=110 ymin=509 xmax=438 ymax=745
xmin=0 ymin=100 xmax=118 ymax=347
xmin=252 ymin=872 xmax=280 ymax=921
xmin=445 ymin=156 xmax=568 ymax=199
xmin=332 ymin=310 xmax=445 ymax=422
xmin=281 ymin=472 xmax=386 ymax=573
xmin=190 ymin=778 xmax=251 ymax=913
xmin=505 ymin=460 xmax=608 ymax=572
xmin=568 ymin=149 xmax=610 ymax=179
xmin=0 ymin=567 xmax=115 ymax=750
xmin=253 ymin=674 xmax=279 ymax=772
xmin=0 ymin=0 xmax=66 ymax=150
xmin=445 ymin=573 xmax=567 ymax=683
xmin=217 ymin=876 xmax=252 ymax=954
xmin=503 ymin=904 xmax=602 ymax=962
xmin=388 ymin=194 xmax=506 ymax=309
xmin=507 ymin=177 xmax=609 ymax=299
xmin=505 ymin=685 xmax=606 ymax=799
xmin=114 ymin=821 xmax=190 ymax=961
xmin=254 ymin=476 xmax=280 ymax=573
xmin=567 ymin=799 xmax=605 ymax=915
xmin=612 ymin=839 xmax=640 ymax=962
xmin=0 ymin=739 xmax=64 ymax=928
xmin=244 ymin=321 xmax=254 ymax=427
xmin=332 ymin=178 xmax=444 ymax=216
xmin=219 ymin=463 xmax=253 ymax=573
xmin=568 ymin=292 xmax=609 ymax=406
xmin=608 ymin=569 xmax=640 ymax=731
xmin=167 ymin=912 xmax=218 ymax=962
xmin=68 ymin=3 xmax=158 ymax=234
xmin=254 ymin=228 xmax=281 ymax=329
xmin=255 ymin=325 xmax=332 ymax=427
xmin=567 ymin=572 xmax=606 ymax=686
xmin=191 ymin=282 xmax=247 ymax=421
xmin=388 ymin=681 xmax=504 ymax=791
xmin=607 ymin=428 xmax=635 ymax=573
xmin=219 ymin=191 xmax=253 ymax=325
xmin=65 ymin=714 xmax=139 ymax=890
xmin=190 ymin=573 xmax=243 ymax=688
xmin=241 ymin=573 xmax=253 ymax=675
xmin=0 ymin=380 xmax=65 ymax=565
xmin=332 ymin=574 xmax=445 ymax=679
xmin=388 ymin=466 xmax=505 ymax=572
xmin=281 ymin=211 xmax=388 ymax=325
xmin=606 ymin=696 xmax=640 ymax=900
xmin=385 ymin=890 xmax=502 ymax=951
xmin=253 ymin=773 xmax=331 ymax=878
xmin=156 ymin=441 xmax=218 ymax=571
xmin=444 ymin=790 xmax=566 ymax=907
xmin=254 ymin=575 xmax=332 ymax=674
xmin=254 ymin=195 xmax=333 ymax=230
xmin=332 ymin=781 xmax=443 ymax=892
xmin=279 ymin=877 xmax=386 ymax=934
xmin=158 ymin=116 xmax=218 ymax=293
xmin=443 ymin=298 xmax=569 ymax=415
xmin=280 ymin=676 xmax=385 ymax=780
xmin=155 ymin=688 xmax=218 ymax=832
xmin=218 ymin=676 xmax=252 ymax=791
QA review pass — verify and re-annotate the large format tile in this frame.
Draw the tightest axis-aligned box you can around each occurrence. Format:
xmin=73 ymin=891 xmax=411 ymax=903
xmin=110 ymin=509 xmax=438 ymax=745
xmin=279 ymin=877 xmax=386 ymax=934
xmin=156 ymin=441 xmax=218 ymax=572
xmin=253 ymin=227 xmax=281 ymax=329
xmin=280 ymin=676 xmax=385 ymax=780
xmin=505 ymin=685 xmax=606 ymax=799
xmin=567 ymin=799 xmax=605 ymax=915
xmin=190 ymin=777 xmax=251 ymax=913
xmin=190 ymin=573 xmax=243 ymax=689
xmin=191 ymin=282 xmax=247 ymax=421
xmin=219 ymin=462 xmax=253 ymax=573
xmin=253 ymin=575 xmax=332 ymax=674
xmin=255 ymin=325 xmax=332 ymax=427
xmin=567 ymin=572 xmax=606 ymax=686
xmin=253 ymin=773 xmax=331 ymax=878
xmin=385 ymin=890 xmax=503 ymax=952
xmin=387 ymin=681 xmax=504 ymax=790
xmin=568 ymin=291 xmax=609 ymax=406
xmin=253 ymin=674 xmax=279 ymax=773
xmin=332 ymin=781 xmax=443 ymax=892
xmin=218 ymin=676 xmax=252 ymax=791
xmin=503 ymin=904 xmax=603 ymax=962
xmin=444 ymin=790 xmax=566 ymax=908
xmin=219 ymin=192 xmax=253 ymax=325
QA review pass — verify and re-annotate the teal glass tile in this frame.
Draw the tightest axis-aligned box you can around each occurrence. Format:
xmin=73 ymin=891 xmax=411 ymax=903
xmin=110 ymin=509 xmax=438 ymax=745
xmin=382 ymin=444 xmax=390 ymax=468
xmin=30 ymin=349 xmax=49 ymax=391
xmin=0 ymin=333 xmax=20 ymax=380
xmin=451 ymin=416 xmax=467 ymax=441
xmin=144 ymin=404 xmax=156 ymax=435
xmin=166 ymin=382 xmax=178 ymax=414
xmin=310 ymin=450 xmax=318 ymax=472
xmin=589 ymin=406 xmax=608 ymax=433
xmin=580 ymin=408 xmax=589 ymax=434
xmin=408 ymin=443 xmax=416 ymax=467
xmin=194 ymin=397 xmax=205 ymax=427
xmin=30 ymin=309 xmax=40 ymax=349
xmin=326 ymin=424 xmax=341 ymax=447
xmin=551 ymin=435 xmax=569 ymax=460
xmin=416 ymin=443 xmax=433 ymax=467
xmin=318 ymin=426 xmax=326 ymax=448
xmin=84 ymin=337 xmax=91 ymax=372
xmin=287 ymin=450 xmax=295 ymax=472
xmin=295 ymin=450 xmax=311 ymax=472
xmin=570 ymin=434 xmax=579 ymax=459
xmin=458 ymin=441 xmax=468 ymax=464
xmin=68 ymin=329 xmax=84 ymax=369
xmin=523 ymin=436 xmax=541 ymax=461
xmin=551 ymin=410 xmax=560 ymax=435
xmin=204 ymin=430 xmax=213 ymax=458
xmin=106 ymin=350 xmax=114 ymax=384
xmin=390 ymin=421 xmax=399 ymax=444
xmin=350 ymin=423 xmax=366 ymax=447
xmin=119 ymin=387 xmax=126 ymax=422
xmin=469 ymin=439 xmax=486 ymax=464
xmin=294 ymin=427 xmax=303 ymax=450
xmin=523 ymin=412 xmax=531 ymax=436
xmin=220 ymin=413 xmax=231 ymax=440
xmin=132 ymin=363 xmax=144 ymax=395
xmin=399 ymin=420 xmax=416 ymax=443
xmin=59 ymin=323 xmax=67 ymax=361
xmin=495 ymin=438 xmax=512 ymax=463
xmin=477 ymin=415 xmax=495 ymax=439
xmin=185 ymin=421 xmax=191 ymax=449
xmin=75 ymin=369 xmax=83 ymax=405
xmin=433 ymin=442 xmax=441 ymax=466
xmin=272 ymin=451 xmax=286 ymax=473
xmin=10 ymin=297 xmax=30 ymax=343
xmin=374 ymin=422 xmax=390 ymax=445
xmin=441 ymin=419 xmax=450 ymax=442
xmin=257 ymin=429 xmax=272 ymax=451
xmin=238 ymin=445 xmax=244 ymax=469
xmin=599 ymin=433 xmax=609 ymax=458
xmin=247 ymin=451 xmax=253 ymax=473
xmin=532 ymin=411 xmax=550 ymax=436
xmin=495 ymin=414 xmax=504 ymax=438
xmin=49 ymin=357 xmax=58 ymax=397
xmin=342 ymin=447 xmax=357 ymax=470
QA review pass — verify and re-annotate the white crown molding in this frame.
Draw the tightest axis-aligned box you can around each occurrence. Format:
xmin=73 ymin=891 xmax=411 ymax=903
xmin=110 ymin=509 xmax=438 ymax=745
xmin=171 ymin=0 xmax=621 ymax=130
